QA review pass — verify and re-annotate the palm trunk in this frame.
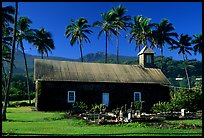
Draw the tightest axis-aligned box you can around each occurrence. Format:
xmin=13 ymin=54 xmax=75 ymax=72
xmin=2 ymin=63 xmax=7 ymax=94
xmin=105 ymin=32 xmax=108 ymax=63
xmin=20 ymin=40 xmax=31 ymax=104
xmin=116 ymin=29 xmax=119 ymax=64
xmin=41 ymin=53 xmax=43 ymax=59
xmin=160 ymin=47 xmax=163 ymax=71
xmin=183 ymin=54 xmax=191 ymax=89
xmin=79 ymin=40 xmax=83 ymax=62
xmin=2 ymin=2 xmax=18 ymax=121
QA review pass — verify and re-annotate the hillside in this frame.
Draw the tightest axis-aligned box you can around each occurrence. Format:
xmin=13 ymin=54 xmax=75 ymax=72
xmin=3 ymin=50 xmax=77 ymax=75
xmin=3 ymin=51 xmax=136 ymax=75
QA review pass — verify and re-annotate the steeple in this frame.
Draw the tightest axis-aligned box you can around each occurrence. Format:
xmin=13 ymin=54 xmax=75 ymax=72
xmin=137 ymin=46 xmax=155 ymax=68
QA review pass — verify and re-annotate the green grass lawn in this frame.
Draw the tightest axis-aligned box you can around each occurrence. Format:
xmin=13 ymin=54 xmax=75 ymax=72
xmin=2 ymin=107 xmax=202 ymax=136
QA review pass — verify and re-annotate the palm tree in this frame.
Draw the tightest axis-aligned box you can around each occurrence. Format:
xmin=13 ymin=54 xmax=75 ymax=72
xmin=2 ymin=5 xmax=15 ymax=31
xmin=65 ymin=18 xmax=93 ymax=62
xmin=127 ymin=15 xmax=155 ymax=55
xmin=16 ymin=16 xmax=35 ymax=104
xmin=93 ymin=11 xmax=117 ymax=63
xmin=191 ymin=33 xmax=202 ymax=55
xmin=169 ymin=33 xmax=193 ymax=89
xmin=2 ymin=45 xmax=11 ymax=93
xmin=151 ymin=19 xmax=178 ymax=70
xmin=32 ymin=28 xmax=55 ymax=59
xmin=2 ymin=2 xmax=18 ymax=121
xmin=2 ymin=5 xmax=14 ymax=97
xmin=110 ymin=4 xmax=131 ymax=64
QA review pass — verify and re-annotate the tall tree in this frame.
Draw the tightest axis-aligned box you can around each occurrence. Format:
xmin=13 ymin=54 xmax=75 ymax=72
xmin=65 ymin=18 xmax=92 ymax=62
xmin=16 ymin=16 xmax=35 ymax=104
xmin=2 ymin=2 xmax=18 ymax=121
xmin=93 ymin=11 xmax=117 ymax=63
xmin=191 ymin=33 xmax=202 ymax=55
xmin=127 ymin=15 xmax=155 ymax=55
xmin=2 ymin=5 xmax=14 ymax=97
xmin=110 ymin=4 xmax=131 ymax=64
xmin=32 ymin=28 xmax=55 ymax=59
xmin=151 ymin=19 xmax=178 ymax=70
xmin=169 ymin=33 xmax=193 ymax=89
xmin=2 ymin=5 xmax=14 ymax=31
xmin=2 ymin=45 xmax=11 ymax=93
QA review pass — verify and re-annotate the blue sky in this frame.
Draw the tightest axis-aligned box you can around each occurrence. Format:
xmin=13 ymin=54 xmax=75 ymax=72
xmin=2 ymin=2 xmax=202 ymax=61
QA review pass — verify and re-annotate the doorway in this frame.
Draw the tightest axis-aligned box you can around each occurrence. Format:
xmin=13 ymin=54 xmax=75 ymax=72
xmin=102 ymin=93 xmax=109 ymax=107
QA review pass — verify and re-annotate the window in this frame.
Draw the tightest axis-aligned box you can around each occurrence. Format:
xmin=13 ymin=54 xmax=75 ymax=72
xmin=134 ymin=92 xmax=141 ymax=102
xmin=68 ymin=91 xmax=75 ymax=103
xmin=146 ymin=55 xmax=152 ymax=63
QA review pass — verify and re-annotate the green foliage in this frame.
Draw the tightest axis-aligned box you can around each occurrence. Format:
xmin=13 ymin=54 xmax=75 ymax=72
xmin=151 ymin=83 xmax=202 ymax=113
xmin=151 ymin=101 xmax=172 ymax=113
xmin=74 ymin=101 xmax=88 ymax=111
xmin=170 ymin=84 xmax=202 ymax=111
xmin=8 ymin=101 xmax=34 ymax=107
xmin=133 ymin=101 xmax=142 ymax=110
xmin=8 ymin=81 xmax=35 ymax=101
xmin=91 ymin=103 xmax=104 ymax=113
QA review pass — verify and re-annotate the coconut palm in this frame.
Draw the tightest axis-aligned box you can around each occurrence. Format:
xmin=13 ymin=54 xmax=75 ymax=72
xmin=65 ymin=18 xmax=92 ymax=62
xmin=93 ymin=11 xmax=117 ymax=63
xmin=2 ymin=6 xmax=14 ymax=95
xmin=16 ymin=16 xmax=35 ymax=104
xmin=2 ymin=5 xmax=15 ymax=31
xmin=2 ymin=2 xmax=18 ymax=121
xmin=32 ymin=28 xmax=55 ymax=59
xmin=191 ymin=33 xmax=202 ymax=55
xmin=169 ymin=33 xmax=193 ymax=89
xmin=2 ymin=45 xmax=11 ymax=94
xmin=127 ymin=15 xmax=155 ymax=55
xmin=2 ymin=27 xmax=13 ymax=47
xmin=110 ymin=4 xmax=131 ymax=64
xmin=151 ymin=19 xmax=178 ymax=70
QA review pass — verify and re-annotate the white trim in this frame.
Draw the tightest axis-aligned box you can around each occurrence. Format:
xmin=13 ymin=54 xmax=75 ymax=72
xmin=134 ymin=92 xmax=141 ymax=102
xmin=68 ymin=91 xmax=75 ymax=103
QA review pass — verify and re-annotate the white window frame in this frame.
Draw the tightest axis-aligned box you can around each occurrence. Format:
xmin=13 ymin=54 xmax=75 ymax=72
xmin=134 ymin=92 xmax=141 ymax=102
xmin=146 ymin=55 xmax=152 ymax=63
xmin=68 ymin=91 xmax=75 ymax=103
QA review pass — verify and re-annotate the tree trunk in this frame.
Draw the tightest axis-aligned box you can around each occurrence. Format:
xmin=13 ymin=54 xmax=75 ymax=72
xmin=41 ymin=53 xmax=43 ymax=59
xmin=2 ymin=2 xmax=18 ymax=121
xmin=183 ymin=54 xmax=191 ymax=89
xmin=79 ymin=40 xmax=83 ymax=62
xmin=2 ymin=63 xmax=7 ymax=94
xmin=160 ymin=47 xmax=163 ymax=71
xmin=105 ymin=32 xmax=108 ymax=63
xmin=116 ymin=29 xmax=119 ymax=64
xmin=20 ymin=40 xmax=31 ymax=104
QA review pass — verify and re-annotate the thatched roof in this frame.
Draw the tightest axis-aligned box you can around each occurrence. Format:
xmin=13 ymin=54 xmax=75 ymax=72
xmin=34 ymin=59 xmax=170 ymax=85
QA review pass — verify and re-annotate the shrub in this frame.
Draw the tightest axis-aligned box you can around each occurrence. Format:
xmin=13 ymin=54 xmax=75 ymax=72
xmin=151 ymin=83 xmax=202 ymax=113
xmin=75 ymin=101 xmax=88 ymax=111
xmin=151 ymin=101 xmax=172 ymax=113
xmin=8 ymin=101 xmax=35 ymax=107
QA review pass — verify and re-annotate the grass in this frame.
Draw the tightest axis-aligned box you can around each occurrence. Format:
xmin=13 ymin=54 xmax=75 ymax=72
xmin=2 ymin=107 xmax=202 ymax=136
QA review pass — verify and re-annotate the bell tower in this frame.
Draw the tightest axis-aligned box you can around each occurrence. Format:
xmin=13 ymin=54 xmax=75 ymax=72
xmin=137 ymin=46 xmax=155 ymax=68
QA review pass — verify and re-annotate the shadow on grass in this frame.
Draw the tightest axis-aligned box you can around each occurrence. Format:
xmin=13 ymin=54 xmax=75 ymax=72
xmin=2 ymin=132 xmax=202 ymax=136
xmin=5 ymin=117 xmax=66 ymax=122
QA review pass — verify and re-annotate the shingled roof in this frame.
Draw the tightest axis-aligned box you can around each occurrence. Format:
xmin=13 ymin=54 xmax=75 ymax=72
xmin=34 ymin=59 xmax=170 ymax=85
